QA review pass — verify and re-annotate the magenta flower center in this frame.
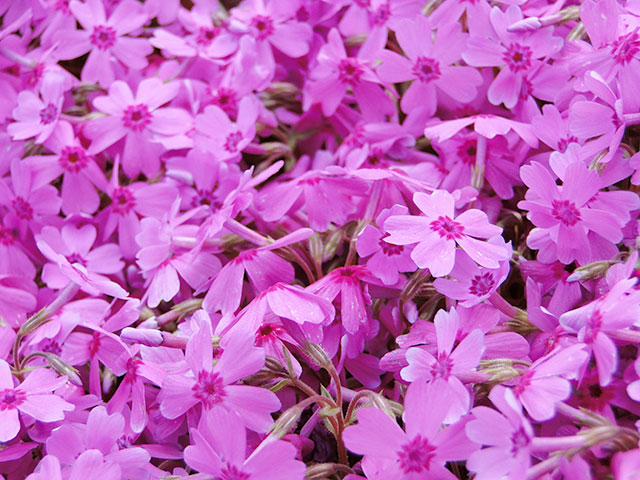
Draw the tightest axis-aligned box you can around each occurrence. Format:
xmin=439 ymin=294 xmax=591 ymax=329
xmin=378 ymin=237 xmax=404 ymax=256
xmin=469 ymin=272 xmax=495 ymax=297
xmin=211 ymin=87 xmax=238 ymax=113
xmin=338 ymin=58 xmax=364 ymax=86
xmin=584 ymin=310 xmax=603 ymax=344
xmin=122 ymin=104 xmax=152 ymax=132
xmin=88 ymin=332 xmax=101 ymax=358
xmin=125 ymin=358 xmax=143 ymax=384
xmin=0 ymin=389 xmax=26 ymax=410
xmin=111 ymin=187 xmax=136 ymax=215
xmin=192 ymin=370 xmax=227 ymax=408
xmin=612 ymin=30 xmax=640 ymax=65
xmin=39 ymin=103 xmax=58 ymax=124
xmin=251 ymin=15 xmax=274 ymax=40
xmin=373 ymin=3 xmax=391 ymax=25
xmin=12 ymin=196 xmax=33 ymax=220
xmin=412 ymin=57 xmax=441 ymax=83
xmin=90 ymin=25 xmax=117 ymax=50
xmin=0 ymin=226 xmax=15 ymax=246
xmin=397 ymin=435 xmax=437 ymax=473
xmin=196 ymin=27 xmax=219 ymax=46
xmin=41 ymin=339 xmax=62 ymax=356
xmin=503 ymin=43 xmax=532 ymax=72
xmin=430 ymin=352 xmax=453 ymax=380
xmin=457 ymin=139 xmax=477 ymax=165
xmin=513 ymin=370 xmax=533 ymax=396
xmin=556 ymin=136 xmax=578 ymax=152
xmin=59 ymin=146 xmax=89 ymax=172
xmin=67 ymin=253 xmax=87 ymax=266
xmin=551 ymin=199 xmax=581 ymax=226
xmin=430 ymin=215 xmax=464 ymax=240
xmin=510 ymin=426 xmax=530 ymax=452
xmin=224 ymin=131 xmax=244 ymax=153
xmin=219 ymin=464 xmax=250 ymax=480
xmin=296 ymin=6 xmax=309 ymax=22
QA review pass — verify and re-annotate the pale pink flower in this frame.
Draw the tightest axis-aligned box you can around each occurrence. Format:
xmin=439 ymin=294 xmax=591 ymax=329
xmin=184 ymin=408 xmax=306 ymax=480
xmin=7 ymin=70 xmax=66 ymax=143
xmin=384 ymin=190 xmax=510 ymax=277
xmin=376 ymin=16 xmax=482 ymax=116
xmin=85 ymin=79 xmax=191 ymax=178
xmin=36 ymin=224 xmax=127 ymax=299
xmin=356 ymin=205 xmax=416 ymax=285
xmin=0 ymin=158 xmax=61 ymax=239
xmin=402 ymin=308 xmax=484 ymax=423
xmin=159 ymin=314 xmax=280 ymax=432
xmin=512 ymin=343 xmax=589 ymax=421
xmin=0 ymin=360 xmax=74 ymax=442
xmin=25 ymin=121 xmax=107 ymax=215
xmin=151 ymin=7 xmax=237 ymax=59
xmin=343 ymin=379 xmax=476 ymax=479
xmin=194 ymin=96 xmax=259 ymax=162
xmin=53 ymin=0 xmax=151 ymax=86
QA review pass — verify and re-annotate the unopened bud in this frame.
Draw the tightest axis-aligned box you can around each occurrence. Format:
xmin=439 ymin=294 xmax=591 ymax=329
xmin=121 ymin=327 xmax=163 ymax=347
xmin=305 ymin=463 xmax=354 ymax=480
xmin=264 ymin=356 xmax=288 ymax=375
xmin=18 ymin=310 xmax=47 ymax=336
xmin=323 ymin=228 xmax=345 ymax=262
xmin=269 ymin=406 xmax=303 ymax=440
xmin=304 ymin=343 xmax=331 ymax=369
xmin=507 ymin=17 xmax=542 ymax=33
xmin=45 ymin=353 xmax=82 ymax=386
xmin=567 ymin=261 xmax=612 ymax=282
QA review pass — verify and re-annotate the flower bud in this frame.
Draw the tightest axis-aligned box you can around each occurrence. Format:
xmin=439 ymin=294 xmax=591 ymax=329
xmin=121 ymin=327 xmax=163 ymax=347
xmin=45 ymin=353 xmax=82 ymax=387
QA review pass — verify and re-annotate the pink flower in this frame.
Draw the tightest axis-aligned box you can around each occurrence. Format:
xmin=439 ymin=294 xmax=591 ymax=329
xmin=434 ymin=244 xmax=511 ymax=307
xmin=151 ymin=7 xmax=237 ymax=59
xmin=384 ymin=190 xmax=510 ymax=277
xmin=25 ymin=121 xmax=107 ymax=215
xmin=7 ymin=71 xmax=66 ymax=143
xmin=343 ymin=379 xmax=476 ymax=479
xmin=376 ymin=16 xmax=482 ymax=116
xmin=136 ymin=204 xmax=221 ymax=308
xmin=194 ymin=96 xmax=259 ymax=162
xmin=304 ymin=28 xmax=391 ymax=118
xmin=560 ymin=278 xmax=640 ymax=386
xmin=45 ymin=405 xmax=151 ymax=477
xmin=0 ymin=159 xmax=61 ymax=239
xmin=518 ymin=160 xmax=638 ymax=264
xmin=0 ymin=360 xmax=74 ymax=442
xmin=54 ymin=0 xmax=151 ymax=86
xmin=100 ymin=160 xmax=179 ymax=259
xmin=356 ymin=205 xmax=416 ymax=285
xmin=258 ymin=168 xmax=369 ymax=231
xmin=231 ymin=0 xmax=313 ymax=64
xmin=511 ymin=343 xmax=588 ymax=421
xmin=203 ymin=247 xmax=295 ymax=316
xmin=401 ymin=308 xmax=484 ymax=422
xmin=466 ymin=386 xmax=534 ymax=480
xmin=462 ymin=5 xmax=563 ymax=108
xmin=159 ymin=314 xmax=280 ymax=432
xmin=223 ymin=282 xmax=335 ymax=338
xmin=85 ymin=79 xmax=191 ymax=178
xmin=184 ymin=408 xmax=306 ymax=480
xmin=36 ymin=224 xmax=128 ymax=299
xmin=308 ymin=265 xmax=376 ymax=336
xmin=26 ymin=452 xmax=121 ymax=480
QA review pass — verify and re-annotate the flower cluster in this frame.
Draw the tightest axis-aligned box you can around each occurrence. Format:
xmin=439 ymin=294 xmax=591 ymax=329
xmin=0 ymin=0 xmax=639 ymax=479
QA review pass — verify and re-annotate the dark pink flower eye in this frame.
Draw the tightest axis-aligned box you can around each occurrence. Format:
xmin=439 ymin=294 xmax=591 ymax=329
xmin=90 ymin=25 xmax=117 ymax=49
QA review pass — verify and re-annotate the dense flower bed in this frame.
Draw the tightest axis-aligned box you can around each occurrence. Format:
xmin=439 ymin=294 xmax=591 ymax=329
xmin=0 ymin=0 xmax=639 ymax=478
